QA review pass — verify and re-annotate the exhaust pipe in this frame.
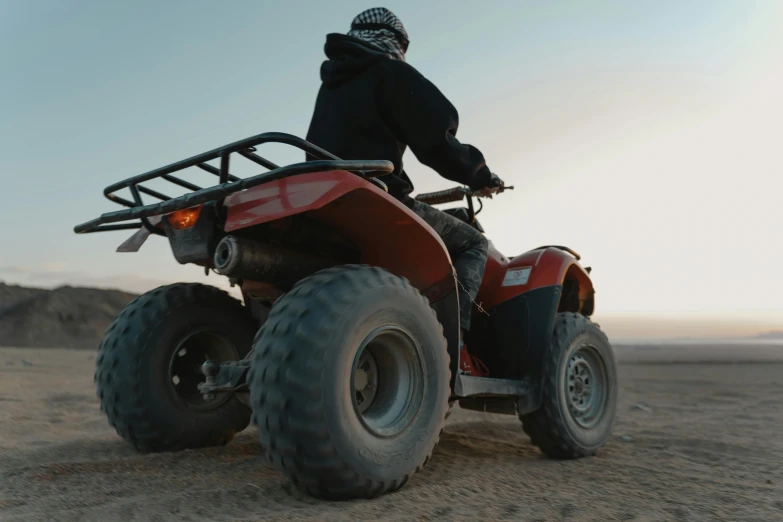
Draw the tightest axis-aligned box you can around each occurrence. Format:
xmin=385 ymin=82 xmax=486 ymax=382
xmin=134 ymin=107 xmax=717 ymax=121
xmin=214 ymin=236 xmax=336 ymax=287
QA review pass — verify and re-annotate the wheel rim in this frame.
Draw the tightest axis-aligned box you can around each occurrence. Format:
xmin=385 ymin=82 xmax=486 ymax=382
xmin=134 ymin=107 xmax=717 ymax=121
xmin=168 ymin=330 xmax=239 ymax=411
xmin=351 ymin=326 xmax=424 ymax=437
xmin=565 ymin=344 xmax=608 ymax=429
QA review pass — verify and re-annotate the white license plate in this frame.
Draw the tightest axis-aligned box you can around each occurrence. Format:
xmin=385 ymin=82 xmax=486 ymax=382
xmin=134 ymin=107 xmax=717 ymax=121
xmin=501 ymin=267 xmax=532 ymax=287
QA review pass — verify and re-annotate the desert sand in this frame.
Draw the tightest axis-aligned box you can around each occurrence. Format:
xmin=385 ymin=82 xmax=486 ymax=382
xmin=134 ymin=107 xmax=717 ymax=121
xmin=1 ymin=346 xmax=782 ymax=521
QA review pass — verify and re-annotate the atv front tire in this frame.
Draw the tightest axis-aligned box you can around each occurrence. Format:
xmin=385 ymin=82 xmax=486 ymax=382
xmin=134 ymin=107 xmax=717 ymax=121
xmin=95 ymin=283 xmax=257 ymax=452
xmin=520 ymin=312 xmax=617 ymax=458
xmin=249 ymin=265 xmax=451 ymax=500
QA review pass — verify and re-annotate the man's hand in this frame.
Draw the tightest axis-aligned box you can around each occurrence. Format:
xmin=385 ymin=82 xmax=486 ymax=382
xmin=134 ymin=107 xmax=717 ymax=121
xmin=475 ymin=173 xmax=505 ymax=198
xmin=488 ymin=172 xmax=504 ymax=188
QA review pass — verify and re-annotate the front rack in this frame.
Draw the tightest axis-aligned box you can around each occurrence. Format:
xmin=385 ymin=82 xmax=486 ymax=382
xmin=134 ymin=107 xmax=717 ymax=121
xmin=74 ymin=132 xmax=394 ymax=234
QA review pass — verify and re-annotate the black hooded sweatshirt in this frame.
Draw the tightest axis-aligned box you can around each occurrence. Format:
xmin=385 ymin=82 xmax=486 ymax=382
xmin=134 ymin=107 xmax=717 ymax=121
xmin=305 ymin=34 xmax=494 ymax=202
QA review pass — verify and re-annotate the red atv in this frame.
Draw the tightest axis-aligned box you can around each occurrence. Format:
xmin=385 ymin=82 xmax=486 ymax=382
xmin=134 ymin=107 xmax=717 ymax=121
xmin=75 ymin=133 xmax=617 ymax=500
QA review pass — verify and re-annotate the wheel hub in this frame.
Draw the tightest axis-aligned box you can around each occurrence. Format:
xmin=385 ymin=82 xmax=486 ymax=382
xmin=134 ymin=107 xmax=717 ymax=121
xmin=168 ymin=331 xmax=239 ymax=410
xmin=354 ymin=350 xmax=378 ymax=414
xmin=565 ymin=345 xmax=606 ymax=428
xmin=350 ymin=326 xmax=424 ymax=437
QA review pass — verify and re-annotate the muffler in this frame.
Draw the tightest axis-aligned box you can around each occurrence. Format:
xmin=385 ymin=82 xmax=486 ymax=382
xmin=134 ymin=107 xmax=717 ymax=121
xmin=213 ymin=236 xmax=336 ymax=287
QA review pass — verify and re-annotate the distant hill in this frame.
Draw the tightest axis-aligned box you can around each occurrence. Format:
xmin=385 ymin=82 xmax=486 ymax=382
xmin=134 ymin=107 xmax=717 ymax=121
xmin=0 ymin=283 xmax=48 ymax=314
xmin=757 ymin=331 xmax=783 ymax=340
xmin=0 ymin=282 xmax=137 ymax=349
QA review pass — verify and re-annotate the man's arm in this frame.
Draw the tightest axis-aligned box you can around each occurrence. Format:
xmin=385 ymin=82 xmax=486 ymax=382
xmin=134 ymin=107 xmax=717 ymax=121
xmin=378 ymin=61 xmax=496 ymax=190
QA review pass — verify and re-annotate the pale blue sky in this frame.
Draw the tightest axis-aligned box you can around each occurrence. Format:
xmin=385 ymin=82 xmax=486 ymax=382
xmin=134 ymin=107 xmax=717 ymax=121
xmin=2 ymin=1 xmax=781 ymax=336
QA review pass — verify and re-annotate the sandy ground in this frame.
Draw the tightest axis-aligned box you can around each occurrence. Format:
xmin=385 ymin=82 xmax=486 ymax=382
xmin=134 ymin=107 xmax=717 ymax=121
xmin=1 ymin=347 xmax=782 ymax=522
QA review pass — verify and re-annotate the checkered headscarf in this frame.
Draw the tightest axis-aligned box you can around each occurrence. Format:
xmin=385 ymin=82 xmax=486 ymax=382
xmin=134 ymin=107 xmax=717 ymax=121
xmin=347 ymin=7 xmax=409 ymax=61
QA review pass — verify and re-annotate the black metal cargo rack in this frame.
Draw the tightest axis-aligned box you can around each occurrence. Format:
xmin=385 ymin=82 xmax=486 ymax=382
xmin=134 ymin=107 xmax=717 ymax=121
xmin=73 ymin=132 xmax=394 ymax=235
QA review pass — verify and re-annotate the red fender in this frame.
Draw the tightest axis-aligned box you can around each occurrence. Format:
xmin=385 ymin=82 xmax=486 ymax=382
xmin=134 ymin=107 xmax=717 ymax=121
xmin=477 ymin=244 xmax=595 ymax=313
xmin=223 ymin=170 xmax=454 ymax=293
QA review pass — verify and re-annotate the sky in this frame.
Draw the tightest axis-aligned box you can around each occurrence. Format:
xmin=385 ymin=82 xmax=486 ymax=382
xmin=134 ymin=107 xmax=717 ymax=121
xmin=1 ymin=1 xmax=781 ymax=339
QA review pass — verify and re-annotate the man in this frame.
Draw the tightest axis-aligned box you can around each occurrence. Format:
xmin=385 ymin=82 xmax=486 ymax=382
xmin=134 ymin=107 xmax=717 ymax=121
xmin=306 ymin=7 xmax=503 ymax=376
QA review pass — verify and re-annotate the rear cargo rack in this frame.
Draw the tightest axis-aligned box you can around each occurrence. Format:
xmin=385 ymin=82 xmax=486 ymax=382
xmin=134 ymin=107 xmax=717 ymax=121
xmin=74 ymin=132 xmax=394 ymax=234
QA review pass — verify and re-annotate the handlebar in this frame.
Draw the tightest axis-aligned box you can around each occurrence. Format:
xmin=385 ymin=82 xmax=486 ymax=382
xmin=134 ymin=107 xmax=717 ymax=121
xmin=414 ymin=187 xmax=470 ymax=205
xmin=414 ymin=185 xmax=514 ymax=206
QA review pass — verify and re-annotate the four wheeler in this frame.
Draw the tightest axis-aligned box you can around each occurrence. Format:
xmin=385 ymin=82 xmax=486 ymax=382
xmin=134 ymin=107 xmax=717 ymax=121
xmin=75 ymin=132 xmax=618 ymax=500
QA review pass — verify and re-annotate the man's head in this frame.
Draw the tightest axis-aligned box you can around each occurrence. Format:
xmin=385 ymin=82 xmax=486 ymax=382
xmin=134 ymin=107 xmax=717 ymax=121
xmin=347 ymin=7 xmax=409 ymax=61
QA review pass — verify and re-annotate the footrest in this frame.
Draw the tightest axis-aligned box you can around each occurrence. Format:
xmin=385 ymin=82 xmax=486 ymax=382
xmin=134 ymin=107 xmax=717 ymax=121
xmin=455 ymin=374 xmax=530 ymax=398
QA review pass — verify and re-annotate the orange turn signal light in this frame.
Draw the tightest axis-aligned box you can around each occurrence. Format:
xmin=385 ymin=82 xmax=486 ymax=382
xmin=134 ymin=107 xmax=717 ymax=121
xmin=166 ymin=205 xmax=203 ymax=230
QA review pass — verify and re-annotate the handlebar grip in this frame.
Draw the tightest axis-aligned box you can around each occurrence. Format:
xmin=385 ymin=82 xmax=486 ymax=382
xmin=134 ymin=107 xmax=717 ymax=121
xmin=414 ymin=187 xmax=469 ymax=205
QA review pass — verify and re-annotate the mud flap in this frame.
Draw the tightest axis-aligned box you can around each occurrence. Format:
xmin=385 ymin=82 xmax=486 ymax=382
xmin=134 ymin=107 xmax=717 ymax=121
xmin=115 ymin=216 xmax=163 ymax=253
xmin=116 ymin=227 xmax=151 ymax=252
xmin=488 ymin=284 xmax=562 ymax=413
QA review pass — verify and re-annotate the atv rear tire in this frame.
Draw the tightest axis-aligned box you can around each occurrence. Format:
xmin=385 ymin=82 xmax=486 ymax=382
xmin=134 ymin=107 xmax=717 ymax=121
xmin=249 ymin=265 xmax=450 ymax=500
xmin=520 ymin=312 xmax=617 ymax=458
xmin=94 ymin=283 xmax=257 ymax=452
